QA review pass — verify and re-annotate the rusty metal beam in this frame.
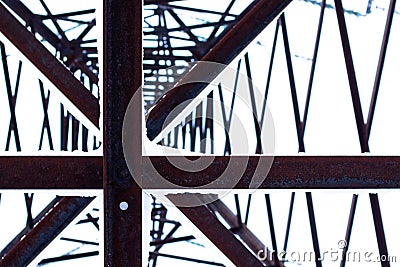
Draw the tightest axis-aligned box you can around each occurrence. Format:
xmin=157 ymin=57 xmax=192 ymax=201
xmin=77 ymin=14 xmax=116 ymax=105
xmin=0 ymin=2 xmax=99 ymax=127
xmin=0 ymin=156 xmax=102 ymax=189
xmin=144 ymin=156 xmax=400 ymax=189
xmin=146 ymin=0 xmax=292 ymax=140
xmin=104 ymin=0 xmax=142 ymax=265
xmin=1 ymin=156 xmax=400 ymax=189
xmin=201 ymin=195 xmax=283 ymax=267
xmin=168 ymin=194 xmax=266 ymax=267
xmin=0 ymin=197 xmax=62 ymax=259
xmin=0 ymin=197 xmax=94 ymax=266
xmin=2 ymin=0 xmax=98 ymax=85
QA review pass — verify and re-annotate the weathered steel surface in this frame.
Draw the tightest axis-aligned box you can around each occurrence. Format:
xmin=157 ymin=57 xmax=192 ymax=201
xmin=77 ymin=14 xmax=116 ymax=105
xmin=0 ymin=197 xmax=94 ymax=266
xmin=0 ymin=2 xmax=99 ymax=127
xmin=168 ymin=194 xmax=266 ymax=267
xmin=146 ymin=0 xmax=293 ymax=140
xmin=104 ymin=0 xmax=142 ymax=265
xmin=0 ymin=156 xmax=102 ymax=189
xmin=144 ymin=156 xmax=400 ymax=188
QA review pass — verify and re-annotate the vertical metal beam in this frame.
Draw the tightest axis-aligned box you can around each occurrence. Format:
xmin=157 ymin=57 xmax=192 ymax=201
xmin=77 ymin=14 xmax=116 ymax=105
xmin=104 ymin=0 xmax=142 ymax=266
xmin=0 ymin=197 xmax=94 ymax=266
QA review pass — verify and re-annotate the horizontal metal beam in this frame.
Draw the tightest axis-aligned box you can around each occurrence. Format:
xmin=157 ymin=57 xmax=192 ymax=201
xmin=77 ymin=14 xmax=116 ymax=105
xmin=0 ymin=2 xmax=100 ymax=127
xmin=144 ymin=156 xmax=400 ymax=189
xmin=168 ymin=194 xmax=265 ymax=267
xmin=0 ymin=196 xmax=94 ymax=266
xmin=146 ymin=0 xmax=292 ymax=140
xmin=1 ymin=156 xmax=400 ymax=189
xmin=0 ymin=156 xmax=102 ymax=189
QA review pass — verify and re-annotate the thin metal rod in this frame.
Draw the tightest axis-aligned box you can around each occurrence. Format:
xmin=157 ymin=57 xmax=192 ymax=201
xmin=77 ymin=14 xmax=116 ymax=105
xmin=244 ymin=194 xmax=252 ymax=226
xmin=60 ymin=237 xmax=99 ymax=246
xmin=24 ymin=193 xmax=34 ymax=229
xmin=366 ymin=0 xmax=397 ymax=138
xmin=302 ymin=0 xmax=326 ymax=136
xmin=150 ymin=252 xmax=225 ymax=266
xmin=340 ymin=194 xmax=358 ymax=267
xmin=150 ymin=235 xmax=195 ymax=246
xmin=234 ymin=194 xmax=243 ymax=226
xmin=306 ymin=192 xmax=322 ymax=267
xmin=279 ymin=14 xmax=305 ymax=152
xmin=333 ymin=0 xmax=369 ymax=152
xmin=265 ymin=194 xmax=279 ymax=264
xmin=369 ymin=193 xmax=390 ymax=267
xmin=244 ymin=53 xmax=263 ymax=153
xmin=38 ymin=251 xmax=99 ymax=265
xmin=283 ymin=192 xmax=295 ymax=255
xmin=260 ymin=21 xmax=279 ymax=127
xmin=208 ymin=0 xmax=236 ymax=40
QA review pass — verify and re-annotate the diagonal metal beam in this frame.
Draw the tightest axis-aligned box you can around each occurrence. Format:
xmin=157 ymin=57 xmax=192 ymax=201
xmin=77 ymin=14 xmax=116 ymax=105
xmin=168 ymin=194 xmax=267 ymax=267
xmin=0 ymin=196 xmax=62 ymax=259
xmin=203 ymin=195 xmax=283 ymax=267
xmin=146 ymin=0 xmax=293 ymax=140
xmin=0 ymin=2 xmax=99 ymax=127
xmin=2 ymin=0 xmax=98 ymax=84
xmin=0 ymin=196 xmax=94 ymax=266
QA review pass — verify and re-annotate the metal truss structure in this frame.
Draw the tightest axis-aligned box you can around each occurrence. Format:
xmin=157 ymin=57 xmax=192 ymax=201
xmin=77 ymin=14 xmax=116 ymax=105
xmin=0 ymin=0 xmax=399 ymax=266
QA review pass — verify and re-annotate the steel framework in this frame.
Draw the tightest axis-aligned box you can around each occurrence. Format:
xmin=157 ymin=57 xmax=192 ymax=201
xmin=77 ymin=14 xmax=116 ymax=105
xmin=0 ymin=0 xmax=399 ymax=266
